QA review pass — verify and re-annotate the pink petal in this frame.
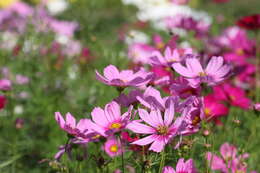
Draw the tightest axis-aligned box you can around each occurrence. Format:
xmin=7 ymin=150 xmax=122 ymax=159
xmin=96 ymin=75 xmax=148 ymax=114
xmin=95 ymin=70 xmax=109 ymax=84
xmin=138 ymin=108 xmax=159 ymax=128
xmin=127 ymin=121 xmax=155 ymax=134
xmin=186 ymin=58 xmax=204 ymax=74
xmin=206 ymin=152 xmax=226 ymax=171
xmin=91 ymin=107 xmax=109 ymax=127
xmin=55 ymin=112 xmax=65 ymax=128
xmin=106 ymin=101 xmax=121 ymax=121
xmin=65 ymin=113 xmax=76 ymax=128
xmin=150 ymin=109 xmax=164 ymax=127
xmin=104 ymin=65 xmax=119 ymax=80
xmin=163 ymin=166 xmax=175 ymax=173
xmin=172 ymin=63 xmax=193 ymax=78
xmin=132 ymin=134 xmax=157 ymax=146
xmin=149 ymin=136 xmax=166 ymax=152
xmin=205 ymin=56 xmax=224 ymax=74
xmin=164 ymin=100 xmax=175 ymax=126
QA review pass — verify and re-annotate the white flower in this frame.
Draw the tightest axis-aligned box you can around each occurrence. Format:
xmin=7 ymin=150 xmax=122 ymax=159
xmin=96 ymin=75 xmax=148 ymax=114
xmin=46 ymin=0 xmax=68 ymax=15
xmin=125 ymin=30 xmax=150 ymax=45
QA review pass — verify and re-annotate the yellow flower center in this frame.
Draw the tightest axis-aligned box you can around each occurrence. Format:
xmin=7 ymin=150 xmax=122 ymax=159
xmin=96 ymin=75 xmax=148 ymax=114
xmin=198 ymin=72 xmax=207 ymax=77
xmin=236 ymin=48 xmax=244 ymax=56
xmin=157 ymin=125 xmax=168 ymax=135
xmin=192 ymin=115 xmax=201 ymax=125
xmin=110 ymin=122 xmax=122 ymax=129
xmin=110 ymin=145 xmax=118 ymax=153
xmin=92 ymin=134 xmax=101 ymax=139
xmin=0 ymin=0 xmax=17 ymax=8
xmin=156 ymin=42 xmax=164 ymax=49
xmin=204 ymin=108 xmax=211 ymax=116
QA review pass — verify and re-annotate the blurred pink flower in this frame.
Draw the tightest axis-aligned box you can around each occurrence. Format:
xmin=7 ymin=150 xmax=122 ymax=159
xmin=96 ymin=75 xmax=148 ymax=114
xmin=172 ymin=56 xmax=231 ymax=87
xmin=127 ymin=102 xmax=184 ymax=152
xmin=171 ymin=0 xmax=190 ymax=5
xmin=206 ymin=142 xmax=253 ymax=173
xmin=96 ymin=65 xmax=154 ymax=88
xmin=0 ymin=79 xmax=11 ymax=91
xmin=104 ymin=137 xmax=122 ymax=157
xmin=128 ymin=43 xmax=157 ymax=64
xmin=16 ymin=75 xmax=29 ymax=85
xmin=0 ymin=95 xmax=6 ymax=109
xmin=163 ymin=158 xmax=197 ymax=173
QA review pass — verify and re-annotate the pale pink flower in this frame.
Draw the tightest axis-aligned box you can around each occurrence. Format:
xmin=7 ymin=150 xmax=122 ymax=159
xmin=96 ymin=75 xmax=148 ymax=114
xmin=172 ymin=56 xmax=231 ymax=87
xmin=163 ymin=158 xmax=198 ymax=173
xmin=96 ymin=65 xmax=154 ymax=88
xmin=127 ymin=102 xmax=184 ymax=152
xmin=89 ymin=101 xmax=132 ymax=137
xmin=128 ymin=43 xmax=157 ymax=64
xmin=55 ymin=112 xmax=91 ymax=139
xmin=16 ymin=75 xmax=29 ymax=85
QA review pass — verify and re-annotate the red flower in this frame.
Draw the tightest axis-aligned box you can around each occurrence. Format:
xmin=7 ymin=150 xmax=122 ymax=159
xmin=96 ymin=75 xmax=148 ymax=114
xmin=237 ymin=14 xmax=260 ymax=30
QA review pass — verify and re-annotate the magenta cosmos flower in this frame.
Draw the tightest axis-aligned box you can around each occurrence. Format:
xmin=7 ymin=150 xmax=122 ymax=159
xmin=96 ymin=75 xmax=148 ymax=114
xmin=163 ymin=158 xmax=198 ymax=173
xmin=96 ymin=65 xmax=154 ymax=88
xmin=55 ymin=112 xmax=91 ymax=139
xmin=127 ymin=102 xmax=184 ymax=152
xmin=103 ymin=137 xmax=122 ymax=157
xmin=89 ymin=101 xmax=132 ymax=137
xmin=172 ymin=56 xmax=231 ymax=87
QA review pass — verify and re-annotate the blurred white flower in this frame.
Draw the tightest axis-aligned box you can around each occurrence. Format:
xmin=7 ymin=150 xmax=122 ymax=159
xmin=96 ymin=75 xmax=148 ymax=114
xmin=125 ymin=30 xmax=150 ymax=45
xmin=46 ymin=0 xmax=68 ymax=15
xmin=14 ymin=105 xmax=24 ymax=115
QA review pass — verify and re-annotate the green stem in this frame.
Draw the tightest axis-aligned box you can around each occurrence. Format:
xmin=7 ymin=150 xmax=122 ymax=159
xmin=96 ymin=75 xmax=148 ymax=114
xmin=158 ymin=149 xmax=165 ymax=173
xmin=119 ymin=136 xmax=125 ymax=173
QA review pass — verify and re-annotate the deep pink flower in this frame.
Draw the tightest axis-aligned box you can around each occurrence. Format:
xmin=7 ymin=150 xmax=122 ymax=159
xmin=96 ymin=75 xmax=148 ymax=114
xmin=204 ymin=94 xmax=229 ymax=120
xmin=0 ymin=79 xmax=11 ymax=91
xmin=0 ymin=95 xmax=6 ymax=109
xmin=104 ymin=137 xmax=122 ymax=157
xmin=206 ymin=142 xmax=253 ymax=173
xmin=172 ymin=56 xmax=231 ymax=87
xmin=163 ymin=158 xmax=198 ymax=173
xmin=96 ymin=65 xmax=154 ymax=88
xmin=127 ymin=102 xmax=184 ymax=152
xmin=213 ymin=84 xmax=251 ymax=109
xmin=89 ymin=101 xmax=132 ymax=137
xmin=150 ymin=47 xmax=192 ymax=67
xmin=55 ymin=112 xmax=91 ymax=139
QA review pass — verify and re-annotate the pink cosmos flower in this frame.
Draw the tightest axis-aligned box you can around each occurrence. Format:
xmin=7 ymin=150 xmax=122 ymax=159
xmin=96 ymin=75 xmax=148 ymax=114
xmin=172 ymin=56 xmax=231 ymax=87
xmin=0 ymin=79 xmax=11 ymax=91
xmin=137 ymin=86 xmax=179 ymax=111
xmin=206 ymin=142 xmax=254 ymax=173
xmin=163 ymin=158 xmax=198 ymax=173
xmin=96 ymin=65 xmax=154 ymax=88
xmin=104 ymin=137 xmax=122 ymax=157
xmin=170 ymin=77 xmax=201 ymax=99
xmin=55 ymin=112 xmax=91 ymax=139
xmin=127 ymin=102 xmax=184 ymax=152
xmin=89 ymin=101 xmax=132 ymax=137
xmin=150 ymin=66 xmax=173 ymax=87
xmin=150 ymin=47 xmax=192 ymax=67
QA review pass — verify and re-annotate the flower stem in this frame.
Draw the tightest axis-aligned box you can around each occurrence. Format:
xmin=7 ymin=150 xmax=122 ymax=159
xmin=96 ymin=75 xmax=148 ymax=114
xmin=158 ymin=149 xmax=166 ymax=173
xmin=119 ymin=136 xmax=125 ymax=173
